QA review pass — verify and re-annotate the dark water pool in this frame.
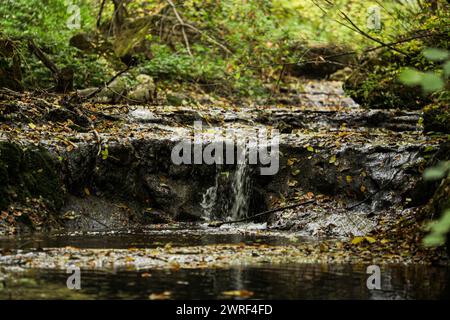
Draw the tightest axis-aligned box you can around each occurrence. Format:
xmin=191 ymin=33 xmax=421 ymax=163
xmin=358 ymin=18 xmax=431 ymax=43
xmin=1 ymin=264 xmax=449 ymax=300
xmin=1 ymin=227 xmax=449 ymax=300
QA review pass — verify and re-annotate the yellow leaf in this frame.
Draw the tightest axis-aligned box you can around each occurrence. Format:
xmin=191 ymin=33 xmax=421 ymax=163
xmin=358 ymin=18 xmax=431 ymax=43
xmin=149 ymin=291 xmax=171 ymax=300
xmin=346 ymin=176 xmax=352 ymax=183
xmin=292 ymin=169 xmax=300 ymax=176
xmin=329 ymin=155 xmax=336 ymax=164
xmin=306 ymin=146 xmax=314 ymax=152
xmin=360 ymin=185 xmax=366 ymax=193
xmin=29 ymin=123 xmax=36 ymax=129
xmin=380 ymin=239 xmax=390 ymax=244
xmin=365 ymin=236 xmax=376 ymax=244
xmin=287 ymin=158 xmax=297 ymax=166
xmin=288 ymin=179 xmax=298 ymax=187
xmin=351 ymin=236 xmax=364 ymax=245
xmin=222 ymin=290 xmax=254 ymax=298
xmin=84 ymin=188 xmax=90 ymax=196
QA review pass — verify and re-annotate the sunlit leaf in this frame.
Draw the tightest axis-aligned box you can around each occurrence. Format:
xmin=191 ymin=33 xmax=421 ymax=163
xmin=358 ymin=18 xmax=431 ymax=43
xmin=399 ymin=68 xmax=422 ymax=85
xmin=423 ymin=167 xmax=446 ymax=181
xmin=421 ymin=72 xmax=445 ymax=92
xmin=444 ymin=61 xmax=450 ymax=78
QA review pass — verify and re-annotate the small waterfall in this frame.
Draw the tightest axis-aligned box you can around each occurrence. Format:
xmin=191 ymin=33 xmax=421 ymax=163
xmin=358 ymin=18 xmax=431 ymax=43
xmin=229 ymin=163 xmax=251 ymax=220
xmin=201 ymin=147 xmax=252 ymax=221
xmin=200 ymin=171 xmax=220 ymax=220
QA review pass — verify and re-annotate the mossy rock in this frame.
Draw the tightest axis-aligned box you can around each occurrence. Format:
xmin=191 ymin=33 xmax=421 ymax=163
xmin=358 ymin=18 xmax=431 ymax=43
xmin=423 ymin=104 xmax=450 ymax=133
xmin=0 ymin=142 xmax=64 ymax=211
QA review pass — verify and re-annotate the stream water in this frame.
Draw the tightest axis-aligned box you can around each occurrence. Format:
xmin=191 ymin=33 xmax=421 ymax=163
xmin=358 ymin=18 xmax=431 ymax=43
xmin=1 ymin=227 xmax=449 ymax=300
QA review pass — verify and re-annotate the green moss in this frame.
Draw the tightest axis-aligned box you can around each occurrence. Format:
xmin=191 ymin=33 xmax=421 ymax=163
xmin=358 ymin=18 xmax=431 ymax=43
xmin=0 ymin=142 xmax=64 ymax=211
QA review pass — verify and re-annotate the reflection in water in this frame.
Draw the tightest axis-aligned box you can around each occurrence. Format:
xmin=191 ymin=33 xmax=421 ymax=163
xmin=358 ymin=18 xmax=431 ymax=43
xmin=1 ymin=264 xmax=449 ymax=300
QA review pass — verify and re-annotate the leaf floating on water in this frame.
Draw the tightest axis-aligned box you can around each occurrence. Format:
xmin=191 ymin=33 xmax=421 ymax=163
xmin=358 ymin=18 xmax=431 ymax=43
xmin=149 ymin=291 xmax=171 ymax=300
xmin=222 ymin=290 xmax=254 ymax=298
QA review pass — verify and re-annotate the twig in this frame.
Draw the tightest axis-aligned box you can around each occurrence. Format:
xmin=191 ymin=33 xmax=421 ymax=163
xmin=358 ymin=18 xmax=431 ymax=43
xmin=82 ymin=65 xmax=131 ymax=101
xmin=338 ymin=11 xmax=409 ymax=56
xmin=166 ymin=0 xmax=193 ymax=57
xmin=97 ymin=0 xmax=107 ymax=29
xmin=208 ymin=199 xmax=316 ymax=227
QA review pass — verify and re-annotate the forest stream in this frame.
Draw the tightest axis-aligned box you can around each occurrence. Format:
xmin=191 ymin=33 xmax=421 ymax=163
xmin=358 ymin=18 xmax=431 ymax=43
xmin=1 ymin=79 xmax=449 ymax=300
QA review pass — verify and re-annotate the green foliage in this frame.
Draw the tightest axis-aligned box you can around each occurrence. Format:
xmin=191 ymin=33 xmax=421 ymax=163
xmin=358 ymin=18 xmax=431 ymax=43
xmin=0 ymin=0 xmax=110 ymax=89
xmin=399 ymin=48 xmax=449 ymax=93
xmin=424 ymin=209 xmax=450 ymax=246
xmin=424 ymin=161 xmax=450 ymax=181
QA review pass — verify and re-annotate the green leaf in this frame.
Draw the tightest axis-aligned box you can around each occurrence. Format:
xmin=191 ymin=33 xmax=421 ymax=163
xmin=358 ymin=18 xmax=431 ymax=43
xmin=423 ymin=233 xmax=446 ymax=247
xmin=443 ymin=61 xmax=450 ymax=78
xmin=329 ymin=155 xmax=337 ymax=164
xmin=423 ymin=48 xmax=449 ymax=62
xmin=399 ymin=68 xmax=422 ymax=85
xmin=421 ymin=72 xmax=444 ymax=92
xmin=423 ymin=210 xmax=450 ymax=247
xmin=423 ymin=167 xmax=446 ymax=180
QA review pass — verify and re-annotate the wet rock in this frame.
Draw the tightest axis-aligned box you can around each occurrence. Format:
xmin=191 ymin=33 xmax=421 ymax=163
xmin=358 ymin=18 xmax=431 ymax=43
xmin=0 ymin=141 xmax=64 ymax=212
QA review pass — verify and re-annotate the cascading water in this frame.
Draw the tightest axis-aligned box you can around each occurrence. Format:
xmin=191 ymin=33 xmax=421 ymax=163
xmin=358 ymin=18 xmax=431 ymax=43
xmin=229 ymin=162 xmax=251 ymax=220
xmin=201 ymin=144 xmax=252 ymax=221
xmin=200 ymin=169 xmax=220 ymax=220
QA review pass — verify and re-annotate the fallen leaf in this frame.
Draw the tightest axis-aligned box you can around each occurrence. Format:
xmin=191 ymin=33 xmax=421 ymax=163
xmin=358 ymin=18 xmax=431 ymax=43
xmin=222 ymin=290 xmax=254 ymax=298
xmin=351 ymin=237 xmax=364 ymax=245
xmin=149 ymin=291 xmax=171 ymax=300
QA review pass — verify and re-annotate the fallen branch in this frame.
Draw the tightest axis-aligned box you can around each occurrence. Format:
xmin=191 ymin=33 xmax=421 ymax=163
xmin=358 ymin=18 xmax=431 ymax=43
xmin=208 ymin=199 xmax=316 ymax=228
xmin=28 ymin=39 xmax=74 ymax=93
